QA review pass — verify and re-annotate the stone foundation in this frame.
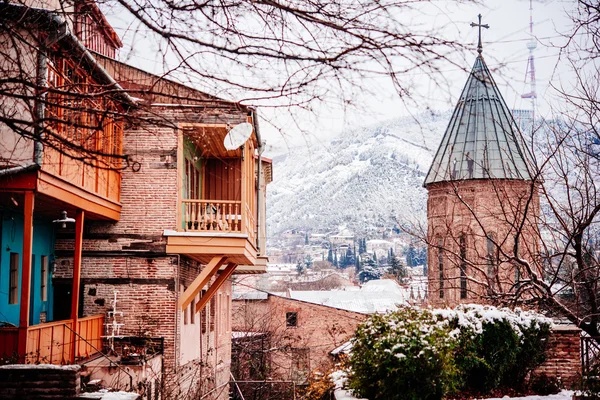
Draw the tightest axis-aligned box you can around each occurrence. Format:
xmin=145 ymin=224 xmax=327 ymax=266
xmin=0 ymin=364 xmax=81 ymax=399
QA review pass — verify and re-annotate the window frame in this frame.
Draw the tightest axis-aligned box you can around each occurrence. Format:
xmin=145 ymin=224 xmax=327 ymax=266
xmin=286 ymin=311 xmax=298 ymax=328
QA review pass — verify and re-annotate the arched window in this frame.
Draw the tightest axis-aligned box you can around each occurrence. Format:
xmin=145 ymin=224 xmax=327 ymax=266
xmin=486 ymin=233 xmax=497 ymax=290
xmin=437 ymin=237 xmax=444 ymax=298
xmin=459 ymin=234 xmax=467 ymax=299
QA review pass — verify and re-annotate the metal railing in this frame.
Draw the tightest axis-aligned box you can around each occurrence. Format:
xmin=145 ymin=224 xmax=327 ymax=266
xmin=582 ymin=336 xmax=600 ymax=376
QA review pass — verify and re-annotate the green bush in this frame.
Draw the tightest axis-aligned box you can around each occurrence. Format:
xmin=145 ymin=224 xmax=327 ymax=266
xmin=348 ymin=308 xmax=458 ymax=400
xmin=437 ymin=305 xmax=551 ymax=394
xmin=348 ymin=305 xmax=552 ymax=399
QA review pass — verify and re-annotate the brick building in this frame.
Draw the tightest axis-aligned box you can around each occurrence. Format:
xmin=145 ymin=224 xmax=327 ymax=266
xmin=0 ymin=1 xmax=272 ymax=399
xmin=424 ymin=41 xmax=540 ymax=307
xmin=231 ymin=292 xmax=366 ymax=398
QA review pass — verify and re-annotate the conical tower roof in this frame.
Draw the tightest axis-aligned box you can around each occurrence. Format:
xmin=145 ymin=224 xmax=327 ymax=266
xmin=424 ymin=55 xmax=536 ymax=186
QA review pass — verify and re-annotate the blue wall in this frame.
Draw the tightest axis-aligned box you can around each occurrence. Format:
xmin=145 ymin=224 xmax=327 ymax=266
xmin=0 ymin=213 xmax=55 ymax=326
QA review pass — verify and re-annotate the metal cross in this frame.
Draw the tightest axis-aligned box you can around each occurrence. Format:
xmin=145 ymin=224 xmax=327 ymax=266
xmin=470 ymin=14 xmax=489 ymax=54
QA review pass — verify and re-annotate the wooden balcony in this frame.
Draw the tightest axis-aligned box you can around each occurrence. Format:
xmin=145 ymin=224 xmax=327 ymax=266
xmin=182 ymin=199 xmax=256 ymax=245
xmin=0 ymin=315 xmax=104 ymax=364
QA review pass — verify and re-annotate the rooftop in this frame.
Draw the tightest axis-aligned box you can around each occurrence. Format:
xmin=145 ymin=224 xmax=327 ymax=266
xmin=424 ymin=55 xmax=536 ymax=186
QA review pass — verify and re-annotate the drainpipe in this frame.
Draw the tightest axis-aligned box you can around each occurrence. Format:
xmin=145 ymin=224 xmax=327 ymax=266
xmin=33 ymin=43 xmax=48 ymax=166
xmin=250 ymin=109 xmax=264 ymax=255
xmin=0 ymin=40 xmax=49 ymax=175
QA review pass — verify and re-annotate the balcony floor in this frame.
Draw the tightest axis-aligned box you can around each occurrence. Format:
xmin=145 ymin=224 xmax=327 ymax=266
xmin=163 ymin=229 xmax=260 ymax=265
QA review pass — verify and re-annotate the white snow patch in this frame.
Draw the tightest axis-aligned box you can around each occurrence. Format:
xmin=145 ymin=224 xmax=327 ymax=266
xmin=0 ymin=364 xmax=80 ymax=371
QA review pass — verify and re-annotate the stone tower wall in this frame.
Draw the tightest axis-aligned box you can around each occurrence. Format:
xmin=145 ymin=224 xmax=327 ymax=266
xmin=426 ymin=179 xmax=540 ymax=307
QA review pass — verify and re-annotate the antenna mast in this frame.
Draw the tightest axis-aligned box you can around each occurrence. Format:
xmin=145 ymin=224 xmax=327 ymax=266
xmin=521 ymin=0 xmax=537 ymax=123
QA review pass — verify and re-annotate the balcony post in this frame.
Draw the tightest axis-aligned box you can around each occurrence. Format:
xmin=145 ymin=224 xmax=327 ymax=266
xmin=70 ymin=210 xmax=84 ymax=362
xmin=17 ymin=191 xmax=35 ymax=362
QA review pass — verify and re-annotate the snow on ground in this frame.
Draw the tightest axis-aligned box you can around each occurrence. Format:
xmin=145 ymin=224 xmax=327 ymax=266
xmin=480 ymin=391 xmax=574 ymax=400
xmin=333 ymin=390 xmax=575 ymax=400
xmin=79 ymin=390 xmax=140 ymax=399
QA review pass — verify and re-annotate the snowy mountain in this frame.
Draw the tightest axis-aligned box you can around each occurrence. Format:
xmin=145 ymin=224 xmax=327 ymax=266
xmin=266 ymin=111 xmax=451 ymax=238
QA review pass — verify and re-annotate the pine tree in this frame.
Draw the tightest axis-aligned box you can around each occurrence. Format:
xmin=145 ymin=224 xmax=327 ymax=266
xmin=358 ymin=258 xmax=382 ymax=283
xmin=390 ymin=256 xmax=407 ymax=280
xmin=327 ymin=247 xmax=333 ymax=263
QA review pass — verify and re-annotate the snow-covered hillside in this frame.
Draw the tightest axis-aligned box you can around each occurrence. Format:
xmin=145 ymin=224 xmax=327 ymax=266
xmin=266 ymin=111 xmax=451 ymax=237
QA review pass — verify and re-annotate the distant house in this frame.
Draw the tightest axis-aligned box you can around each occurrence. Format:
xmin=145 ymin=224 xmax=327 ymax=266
xmin=231 ymin=291 xmax=366 ymax=399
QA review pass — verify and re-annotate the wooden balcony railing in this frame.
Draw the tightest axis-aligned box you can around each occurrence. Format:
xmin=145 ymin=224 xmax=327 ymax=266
xmin=0 ymin=314 xmax=104 ymax=364
xmin=182 ymin=200 xmax=244 ymax=233
xmin=245 ymin=204 xmax=256 ymax=245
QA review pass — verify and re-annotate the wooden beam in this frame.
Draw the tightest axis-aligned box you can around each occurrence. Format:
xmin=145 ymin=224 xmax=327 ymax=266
xmin=195 ymin=263 xmax=237 ymax=314
xmin=178 ymin=256 xmax=226 ymax=311
xmin=38 ymin=172 xmax=121 ymax=220
xmin=70 ymin=210 xmax=84 ymax=362
xmin=17 ymin=191 xmax=35 ymax=361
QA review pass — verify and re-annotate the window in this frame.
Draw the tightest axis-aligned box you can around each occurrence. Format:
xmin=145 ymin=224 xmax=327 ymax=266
xmin=286 ymin=312 xmax=298 ymax=327
xmin=9 ymin=253 xmax=19 ymax=304
xmin=459 ymin=235 xmax=467 ymax=299
xmin=185 ymin=158 xmax=201 ymax=200
xmin=41 ymin=256 xmax=48 ymax=302
xmin=437 ymin=238 xmax=444 ymax=298
xmin=182 ymin=285 xmax=188 ymax=325
xmin=513 ymin=236 xmax=520 ymax=290
xmin=291 ymin=348 xmax=310 ymax=383
xmin=210 ymin=298 xmax=216 ymax=332
xmin=190 ymin=295 xmax=196 ymax=324
xmin=486 ymin=234 xmax=497 ymax=290
xmin=201 ymin=290 xmax=207 ymax=333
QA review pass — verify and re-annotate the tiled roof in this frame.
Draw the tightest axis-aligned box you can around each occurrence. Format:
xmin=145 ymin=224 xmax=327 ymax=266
xmin=424 ymin=56 xmax=536 ymax=186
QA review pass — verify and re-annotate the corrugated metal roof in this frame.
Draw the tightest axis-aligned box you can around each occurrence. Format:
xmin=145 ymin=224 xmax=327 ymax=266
xmin=424 ymin=56 xmax=536 ymax=186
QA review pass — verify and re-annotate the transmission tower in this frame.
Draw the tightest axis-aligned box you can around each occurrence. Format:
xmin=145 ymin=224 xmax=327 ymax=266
xmin=521 ymin=0 xmax=537 ymax=123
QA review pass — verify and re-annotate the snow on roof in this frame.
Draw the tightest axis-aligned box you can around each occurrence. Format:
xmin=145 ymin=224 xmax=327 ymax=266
xmin=232 ymin=331 xmax=267 ymax=339
xmin=366 ymin=239 xmax=393 ymax=245
xmin=284 ymin=279 xmax=409 ymax=313
xmin=361 ymin=279 xmax=404 ymax=293
xmin=233 ymin=291 xmax=268 ymax=300
xmin=330 ymin=341 xmax=353 ymax=355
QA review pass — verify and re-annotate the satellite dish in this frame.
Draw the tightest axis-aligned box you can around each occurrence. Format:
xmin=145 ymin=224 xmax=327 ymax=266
xmin=223 ymin=122 xmax=253 ymax=151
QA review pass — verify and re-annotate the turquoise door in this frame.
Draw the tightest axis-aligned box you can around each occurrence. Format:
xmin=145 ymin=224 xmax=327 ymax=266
xmin=0 ymin=213 xmax=55 ymax=326
xmin=0 ymin=215 xmax=23 ymax=326
xmin=31 ymin=222 xmax=55 ymax=325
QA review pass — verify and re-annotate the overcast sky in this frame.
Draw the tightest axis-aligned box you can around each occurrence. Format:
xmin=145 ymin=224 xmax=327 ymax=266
xmin=104 ymin=0 xmax=576 ymax=153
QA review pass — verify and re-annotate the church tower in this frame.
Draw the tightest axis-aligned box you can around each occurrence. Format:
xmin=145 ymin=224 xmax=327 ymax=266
xmin=424 ymin=16 xmax=540 ymax=307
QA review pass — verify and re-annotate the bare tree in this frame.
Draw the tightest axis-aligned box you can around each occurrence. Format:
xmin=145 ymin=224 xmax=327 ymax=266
xmin=0 ymin=0 xmax=471 ymax=173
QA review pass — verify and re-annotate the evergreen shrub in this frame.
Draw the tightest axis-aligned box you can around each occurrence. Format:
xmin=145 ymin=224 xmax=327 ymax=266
xmin=348 ymin=308 xmax=458 ymax=400
xmin=348 ymin=305 xmax=552 ymax=399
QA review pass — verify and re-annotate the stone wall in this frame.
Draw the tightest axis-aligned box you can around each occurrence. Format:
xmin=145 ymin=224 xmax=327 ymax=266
xmin=427 ymin=179 xmax=541 ymax=307
xmin=0 ymin=364 xmax=81 ymax=399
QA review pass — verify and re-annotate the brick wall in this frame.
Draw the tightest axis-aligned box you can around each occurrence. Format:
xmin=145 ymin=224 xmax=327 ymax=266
xmin=0 ymin=365 xmax=81 ymax=399
xmin=534 ymin=325 xmax=581 ymax=388
xmin=52 ymin=104 xmax=237 ymax=400
xmin=232 ymin=294 xmax=367 ymax=379
xmin=427 ymin=179 xmax=541 ymax=307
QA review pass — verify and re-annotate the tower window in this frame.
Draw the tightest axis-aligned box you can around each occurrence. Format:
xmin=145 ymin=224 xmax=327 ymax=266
xmin=459 ymin=235 xmax=467 ymax=299
xmin=486 ymin=234 xmax=497 ymax=290
xmin=437 ymin=238 xmax=444 ymax=298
